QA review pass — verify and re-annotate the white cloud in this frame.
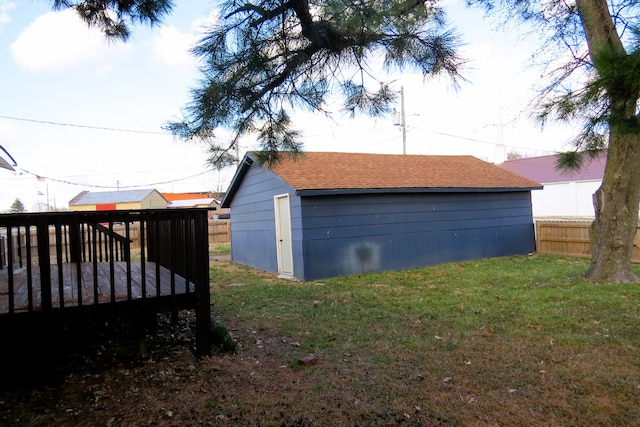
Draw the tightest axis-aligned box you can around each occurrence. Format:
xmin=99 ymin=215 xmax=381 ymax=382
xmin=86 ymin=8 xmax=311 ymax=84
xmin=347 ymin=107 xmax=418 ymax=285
xmin=152 ymin=10 xmax=220 ymax=69
xmin=10 ymin=9 xmax=130 ymax=73
xmin=0 ymin=1 xmax=16 ymax=31
xmin=191 ymin=9 xmax=220 ymax=35
xmin=152 ymin=25 xmax=196 ymax=68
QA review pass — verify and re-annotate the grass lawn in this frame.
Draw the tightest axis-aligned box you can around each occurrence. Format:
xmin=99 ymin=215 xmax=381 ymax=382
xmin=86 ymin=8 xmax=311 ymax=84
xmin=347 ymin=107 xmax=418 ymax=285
xmin=210 ymin=242 xmax=231 ymax=255
xmin=206 ymin=253 xmax=640 ymax=426
xmin=3 ymin=251 xmax=639 ymax=426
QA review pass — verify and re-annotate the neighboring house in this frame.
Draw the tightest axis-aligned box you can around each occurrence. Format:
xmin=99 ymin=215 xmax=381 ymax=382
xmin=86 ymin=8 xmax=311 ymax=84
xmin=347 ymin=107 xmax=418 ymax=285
xmin=162 ymin=192 xmax=230 ymax=220
xmin=167 ymin=198 xmax=217 ymax=209
xmin=221 ymin=152 xmax=542 ymax=281
xmin=212 ymin=195 xmax=231 ymax=220
xmin=69 ymin=189 xmax=168 ymax=211
xmin=499 ymin=154 xmax=606 ymax=218
xmin=162 ymin=192 xmax=214 ymax=203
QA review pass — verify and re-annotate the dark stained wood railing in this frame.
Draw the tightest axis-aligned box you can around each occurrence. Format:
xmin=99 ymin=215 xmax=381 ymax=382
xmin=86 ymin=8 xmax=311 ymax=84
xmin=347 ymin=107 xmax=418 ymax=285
xmin=0 ymin=209 xmax=211 ymax=357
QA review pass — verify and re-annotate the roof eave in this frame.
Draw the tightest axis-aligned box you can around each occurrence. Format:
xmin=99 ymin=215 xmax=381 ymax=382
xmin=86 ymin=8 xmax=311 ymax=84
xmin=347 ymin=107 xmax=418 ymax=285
xmin=221 ymin=154 xmax=256 ymax=208
xmin=295 ymin=186 xmax=543 ymax=197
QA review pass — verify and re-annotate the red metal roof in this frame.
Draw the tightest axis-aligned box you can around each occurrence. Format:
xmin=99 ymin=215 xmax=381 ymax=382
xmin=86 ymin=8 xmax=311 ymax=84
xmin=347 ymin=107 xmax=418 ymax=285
xmin=161 ymin=192 xmax=214 ymax=202
xmin=268 ymin=152 xmax=541 ymax=190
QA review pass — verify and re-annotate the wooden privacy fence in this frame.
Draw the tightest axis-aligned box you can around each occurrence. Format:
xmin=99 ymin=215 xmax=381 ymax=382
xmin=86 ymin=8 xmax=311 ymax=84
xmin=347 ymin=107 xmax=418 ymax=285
xmin=535 ymin=220 xmax=640 ymax=263
xmin=0 ymin=220 xmax=229 ymax=265
xmin=208 ymin=220 xmax=231 ymax=244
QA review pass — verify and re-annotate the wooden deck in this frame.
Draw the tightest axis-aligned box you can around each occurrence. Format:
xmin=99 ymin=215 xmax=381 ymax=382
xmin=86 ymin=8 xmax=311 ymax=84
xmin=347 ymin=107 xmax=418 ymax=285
xmin=1 ymin=209 xmax=212 ymax=358
xmin=0 ymin=261 xmax=194 ymax=314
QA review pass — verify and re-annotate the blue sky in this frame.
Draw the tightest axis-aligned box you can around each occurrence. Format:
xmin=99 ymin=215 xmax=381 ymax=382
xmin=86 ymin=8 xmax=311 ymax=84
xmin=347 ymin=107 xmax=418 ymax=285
xmin=0 ymin=1 xmax=576 ymax=212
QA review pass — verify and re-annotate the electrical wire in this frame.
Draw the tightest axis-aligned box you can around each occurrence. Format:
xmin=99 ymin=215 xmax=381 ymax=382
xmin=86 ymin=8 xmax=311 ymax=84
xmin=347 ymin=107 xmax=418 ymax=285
xmin=0 ymin=114 xmax=167 ymax=135
xmin=1 ymin=113 xmax=559 ymax=154
xmin=18 ymin=168 xmax=212 ymax=190
xmin=0 ymin=115 xmax=224 ymax=188
xmin=303 ymin=120 xmax=560 ymax=155
xmin=408 ymin=126 xmax=560 ymax=155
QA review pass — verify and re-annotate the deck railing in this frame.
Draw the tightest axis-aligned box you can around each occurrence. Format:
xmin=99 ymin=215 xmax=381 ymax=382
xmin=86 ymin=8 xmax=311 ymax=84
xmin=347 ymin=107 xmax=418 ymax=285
xmin=0 ymin=209 xmax=211 ymax=357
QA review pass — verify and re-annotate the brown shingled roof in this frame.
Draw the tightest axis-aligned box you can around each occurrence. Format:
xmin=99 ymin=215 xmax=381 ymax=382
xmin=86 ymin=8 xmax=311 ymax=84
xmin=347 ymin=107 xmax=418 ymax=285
xmin=269 ymin=152 xmax=541 ymax=190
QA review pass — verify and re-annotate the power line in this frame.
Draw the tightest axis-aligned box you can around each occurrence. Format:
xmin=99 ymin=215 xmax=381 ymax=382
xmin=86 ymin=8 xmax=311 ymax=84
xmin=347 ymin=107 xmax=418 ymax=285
xmin=0 ymin=114 xmax=168 ymax=135
xmin=1 ymin=113 xmax=558 ymax=154
xmin=18 ymin=168 xmax=212 ymax=190
xmin=409 ymin=126 xmax=560 ymax=154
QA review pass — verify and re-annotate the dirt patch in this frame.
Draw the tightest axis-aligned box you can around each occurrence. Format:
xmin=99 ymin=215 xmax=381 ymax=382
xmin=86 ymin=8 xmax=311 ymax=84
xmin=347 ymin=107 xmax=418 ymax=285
xmin=210 ymin=253 xmax=232 ymax=263
xmin=1 ymin=317 xmax=447 ymax=426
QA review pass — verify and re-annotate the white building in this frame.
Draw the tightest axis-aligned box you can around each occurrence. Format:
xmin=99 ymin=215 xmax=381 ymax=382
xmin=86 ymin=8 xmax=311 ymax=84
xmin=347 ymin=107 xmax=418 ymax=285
xmin=499 ymin=154 xmax=605 ymax=218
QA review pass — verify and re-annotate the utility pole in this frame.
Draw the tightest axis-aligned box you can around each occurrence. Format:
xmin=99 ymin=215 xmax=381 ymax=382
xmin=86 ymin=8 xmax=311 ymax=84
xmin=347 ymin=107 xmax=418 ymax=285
xmin=400 ymin=86 xmax=406 ymax=155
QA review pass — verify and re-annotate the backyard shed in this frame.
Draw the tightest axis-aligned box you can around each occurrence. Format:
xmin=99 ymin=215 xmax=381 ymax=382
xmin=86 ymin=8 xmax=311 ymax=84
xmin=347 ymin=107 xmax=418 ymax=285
xmin=69 ymin=189 xmax=168 ymax=211
xmin=222 ymin=152 xmax=542 ymax=281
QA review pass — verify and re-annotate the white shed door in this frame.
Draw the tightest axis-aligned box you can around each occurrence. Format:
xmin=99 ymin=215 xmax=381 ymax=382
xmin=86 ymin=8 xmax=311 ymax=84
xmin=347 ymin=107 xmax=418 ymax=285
xmin=274 ymin=194 xmax=294 ymax=276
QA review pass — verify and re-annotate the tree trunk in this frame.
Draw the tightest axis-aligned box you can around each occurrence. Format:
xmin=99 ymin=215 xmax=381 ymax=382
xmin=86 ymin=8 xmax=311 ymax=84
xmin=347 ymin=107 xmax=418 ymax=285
xmin=586 ymin=128 xmax=640 ymax=283
xmin=576 ymin=0 xmax=640 ymax=283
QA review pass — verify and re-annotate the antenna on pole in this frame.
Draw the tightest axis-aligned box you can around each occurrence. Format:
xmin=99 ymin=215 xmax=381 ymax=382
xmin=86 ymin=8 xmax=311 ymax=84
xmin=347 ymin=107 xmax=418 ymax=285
xmin=400 ymin=86 xmax=406 ymax=155
xmin=394 ymin=87 xmax=407 ymax=155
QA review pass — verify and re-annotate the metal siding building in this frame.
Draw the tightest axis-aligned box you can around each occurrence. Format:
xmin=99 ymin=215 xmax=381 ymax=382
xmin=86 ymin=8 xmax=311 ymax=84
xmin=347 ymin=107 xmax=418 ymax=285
xmin=222 ymin=152 xmax=542 ymax=281
xmin=499 ymin=154 xmax=606 ymax=218
xmin=68 ymin=189 xmax=168 ymax=211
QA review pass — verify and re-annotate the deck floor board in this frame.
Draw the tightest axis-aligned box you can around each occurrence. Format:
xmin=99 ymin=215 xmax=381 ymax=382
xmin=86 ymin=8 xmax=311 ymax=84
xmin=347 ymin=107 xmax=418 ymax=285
xmin=0 ymin=262 xmax=193 ymax=313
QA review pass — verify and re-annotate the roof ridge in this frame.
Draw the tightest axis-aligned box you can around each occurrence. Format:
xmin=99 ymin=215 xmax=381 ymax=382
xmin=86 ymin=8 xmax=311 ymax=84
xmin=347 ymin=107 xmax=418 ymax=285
xmin=263 ymin=152 xmax=541 ymax=191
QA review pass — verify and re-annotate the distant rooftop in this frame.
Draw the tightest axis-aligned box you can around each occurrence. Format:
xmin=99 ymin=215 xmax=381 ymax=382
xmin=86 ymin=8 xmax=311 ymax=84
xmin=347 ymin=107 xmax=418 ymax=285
xmin=162 ymin=192 xmax=215 ymax=202
xmin=499 ymin=154 xmax=606 ymax=184
xmin=69 ymin=189 xmax=163 ymax=206
xmin=168 ymin=198 xmax=215 ymax=208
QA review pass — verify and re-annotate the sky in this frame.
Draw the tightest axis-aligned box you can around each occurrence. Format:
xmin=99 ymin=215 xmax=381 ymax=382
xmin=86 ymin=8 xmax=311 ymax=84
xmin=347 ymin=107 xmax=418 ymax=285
xmin=0 ymin=0 xmax=577 ymax=212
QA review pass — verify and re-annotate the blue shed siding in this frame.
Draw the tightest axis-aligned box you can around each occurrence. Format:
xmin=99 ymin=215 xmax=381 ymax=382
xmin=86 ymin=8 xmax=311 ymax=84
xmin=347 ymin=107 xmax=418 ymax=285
xmin=299 ymin=192 xmax=536 ymax=281
xmin=289 ymin=196 xmax=306 ymax=279
xmin=228 ymin=165 xmax=283 ymax=272
xmin=228 ymin=164 xmax=305 ymax=277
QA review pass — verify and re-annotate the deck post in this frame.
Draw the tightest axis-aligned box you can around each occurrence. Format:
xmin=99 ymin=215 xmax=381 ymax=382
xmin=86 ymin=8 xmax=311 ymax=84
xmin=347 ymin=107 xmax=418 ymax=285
xmin=69 ymin=221 xmax=82 ymax=263
xmin=0 ymin=236 xmax=5 ymax=269
xmin=194 ymin=210 xmax=211 ymax=357
xmin=37 ymin=216 xmax=52 ymax=311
